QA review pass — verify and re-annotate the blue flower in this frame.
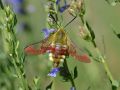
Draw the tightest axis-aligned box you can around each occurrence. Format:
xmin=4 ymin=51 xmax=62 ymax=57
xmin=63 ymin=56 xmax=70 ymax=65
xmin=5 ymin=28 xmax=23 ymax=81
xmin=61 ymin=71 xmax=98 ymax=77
xmin=56 ymin=0 xmax=70 ymax=13
xmin=48 ymin=67 xmax=60 ymax=77
xmin=70 ymin=87 xmax=76 ymax=90
xmin=56 ymin=0 xmax=61 ymax=5
xmin=42 ymin=28 xmax=55 ymax=38
xmin=59 ymin=4 xmax=70 ymax=13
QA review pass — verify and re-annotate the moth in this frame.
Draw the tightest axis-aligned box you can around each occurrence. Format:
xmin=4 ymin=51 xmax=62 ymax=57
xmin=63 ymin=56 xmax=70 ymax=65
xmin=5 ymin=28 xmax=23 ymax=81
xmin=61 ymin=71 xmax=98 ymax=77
xmin=25 ymin=28 xmax=90 ymax=67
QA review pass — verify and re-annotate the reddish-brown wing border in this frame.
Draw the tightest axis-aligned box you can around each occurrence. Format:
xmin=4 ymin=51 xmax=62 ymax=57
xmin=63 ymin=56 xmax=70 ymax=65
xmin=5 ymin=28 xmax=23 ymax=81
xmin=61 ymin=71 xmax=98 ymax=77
xmin=67 ymin=39 xmax=91 ymax=63
xmin=24 ymin=38 xmax=51 ymax=55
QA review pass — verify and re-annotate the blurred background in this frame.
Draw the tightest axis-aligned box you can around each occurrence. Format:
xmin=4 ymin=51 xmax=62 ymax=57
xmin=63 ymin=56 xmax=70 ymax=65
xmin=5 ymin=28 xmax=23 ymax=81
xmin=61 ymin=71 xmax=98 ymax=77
xmin=0 ymin=0 xmax=120 ymax=90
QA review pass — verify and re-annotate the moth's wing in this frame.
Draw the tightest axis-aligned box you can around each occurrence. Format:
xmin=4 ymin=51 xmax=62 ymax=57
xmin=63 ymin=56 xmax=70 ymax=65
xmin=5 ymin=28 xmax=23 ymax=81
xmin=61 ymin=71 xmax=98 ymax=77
xmin=67 ymin=38 xmax=91 ymax=63
xmin=24 ymin=37 xmax=51 ymax=55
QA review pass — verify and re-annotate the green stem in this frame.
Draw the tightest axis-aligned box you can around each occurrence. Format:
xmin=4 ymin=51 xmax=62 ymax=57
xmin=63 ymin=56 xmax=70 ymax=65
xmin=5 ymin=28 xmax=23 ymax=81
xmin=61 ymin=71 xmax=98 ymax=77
xmin=101 ymin=58 xmax=114 ymax=82
xmin=95 ymin=48 xmax=114 ymax=81
xmin=1 ymin=2 xmax=28 ymax=90
xmin=13 ymin=57 xmax=28 ymax=90
xmin=53 ymin=0 xmax=57 ymax=14
xmin=12 ymin=58 xmax=24 ymax=88
xmin=64 ymin=59 xmax=76 ymax=89
xmin=11 ymin=35 xmax=28 ymax=90
xmin=8 ymin=34 xmax=28 ymax=90
xmin=53 ymin=0 xmax=59 ymax=27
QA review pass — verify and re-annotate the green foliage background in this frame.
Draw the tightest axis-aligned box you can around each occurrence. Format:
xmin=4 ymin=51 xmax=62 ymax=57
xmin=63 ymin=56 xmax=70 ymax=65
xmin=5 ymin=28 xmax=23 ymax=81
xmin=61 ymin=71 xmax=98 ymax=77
xmin=0 ymin=0 xmax=120 ymax=90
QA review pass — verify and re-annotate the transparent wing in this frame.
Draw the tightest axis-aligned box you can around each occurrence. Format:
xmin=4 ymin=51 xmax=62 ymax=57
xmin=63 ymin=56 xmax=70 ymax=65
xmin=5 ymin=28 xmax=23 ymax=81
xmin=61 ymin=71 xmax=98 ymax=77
xmin=67 ymin=39 xmax=91 ymax=63
xmin=24 ymin=37 xmax=51 ymax=55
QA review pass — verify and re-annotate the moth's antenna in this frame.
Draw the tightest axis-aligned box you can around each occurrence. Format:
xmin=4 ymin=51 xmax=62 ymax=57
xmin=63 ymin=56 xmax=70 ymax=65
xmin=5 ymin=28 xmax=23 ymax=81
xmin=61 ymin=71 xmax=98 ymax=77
xmin=64 ymin=15 xmax=77 ymax=28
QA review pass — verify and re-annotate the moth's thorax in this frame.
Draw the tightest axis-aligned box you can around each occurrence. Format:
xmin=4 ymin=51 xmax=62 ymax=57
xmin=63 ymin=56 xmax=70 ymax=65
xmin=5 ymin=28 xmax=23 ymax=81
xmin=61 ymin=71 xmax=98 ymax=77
xmin=52 ymin=29 xmax=67 ymax=45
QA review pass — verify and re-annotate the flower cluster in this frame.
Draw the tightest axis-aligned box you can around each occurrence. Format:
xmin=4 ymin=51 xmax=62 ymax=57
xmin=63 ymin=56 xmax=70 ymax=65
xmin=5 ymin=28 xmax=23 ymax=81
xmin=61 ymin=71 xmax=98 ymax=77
xmin=79 ymin=26 xmax=92 ymax=41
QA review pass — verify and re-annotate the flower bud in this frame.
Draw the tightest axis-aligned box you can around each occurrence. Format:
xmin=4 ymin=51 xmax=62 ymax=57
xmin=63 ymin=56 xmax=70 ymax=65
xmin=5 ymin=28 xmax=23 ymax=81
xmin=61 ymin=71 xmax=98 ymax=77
xmin=79 ymin=26 xmax=92 ymax=41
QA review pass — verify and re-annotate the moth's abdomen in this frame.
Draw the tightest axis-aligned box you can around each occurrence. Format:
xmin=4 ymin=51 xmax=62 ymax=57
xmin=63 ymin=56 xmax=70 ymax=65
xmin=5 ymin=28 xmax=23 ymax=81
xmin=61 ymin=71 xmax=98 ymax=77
xmin=48 ymin=43 xmax=69 ymax=67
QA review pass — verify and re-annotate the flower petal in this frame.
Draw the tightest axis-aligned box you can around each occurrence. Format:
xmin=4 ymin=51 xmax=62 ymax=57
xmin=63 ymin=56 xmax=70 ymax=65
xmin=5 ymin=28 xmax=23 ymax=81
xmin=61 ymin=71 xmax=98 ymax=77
xmin=48 ymin=67 xmax=60 ymax=77
xmin=42 ymin=28 xmax=55 ymax=38
xmin=59 ymin=5 xmax=70 ymax=13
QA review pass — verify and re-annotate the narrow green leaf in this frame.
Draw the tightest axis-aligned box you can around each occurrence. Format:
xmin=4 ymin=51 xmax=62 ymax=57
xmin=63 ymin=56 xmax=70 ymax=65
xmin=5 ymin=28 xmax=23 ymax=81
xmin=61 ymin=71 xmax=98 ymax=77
xmin=20 ymin=53 xmax=26 ymax=63
xmin=85 ymin=21 xmax=95 ymax=40
xmin=74 ymin=66 xmax=78 ymax=79
xmin=83 ymin=47 xmax=92 ymax=57
xmin=113 ymin=31 xmax=120 ymax=39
